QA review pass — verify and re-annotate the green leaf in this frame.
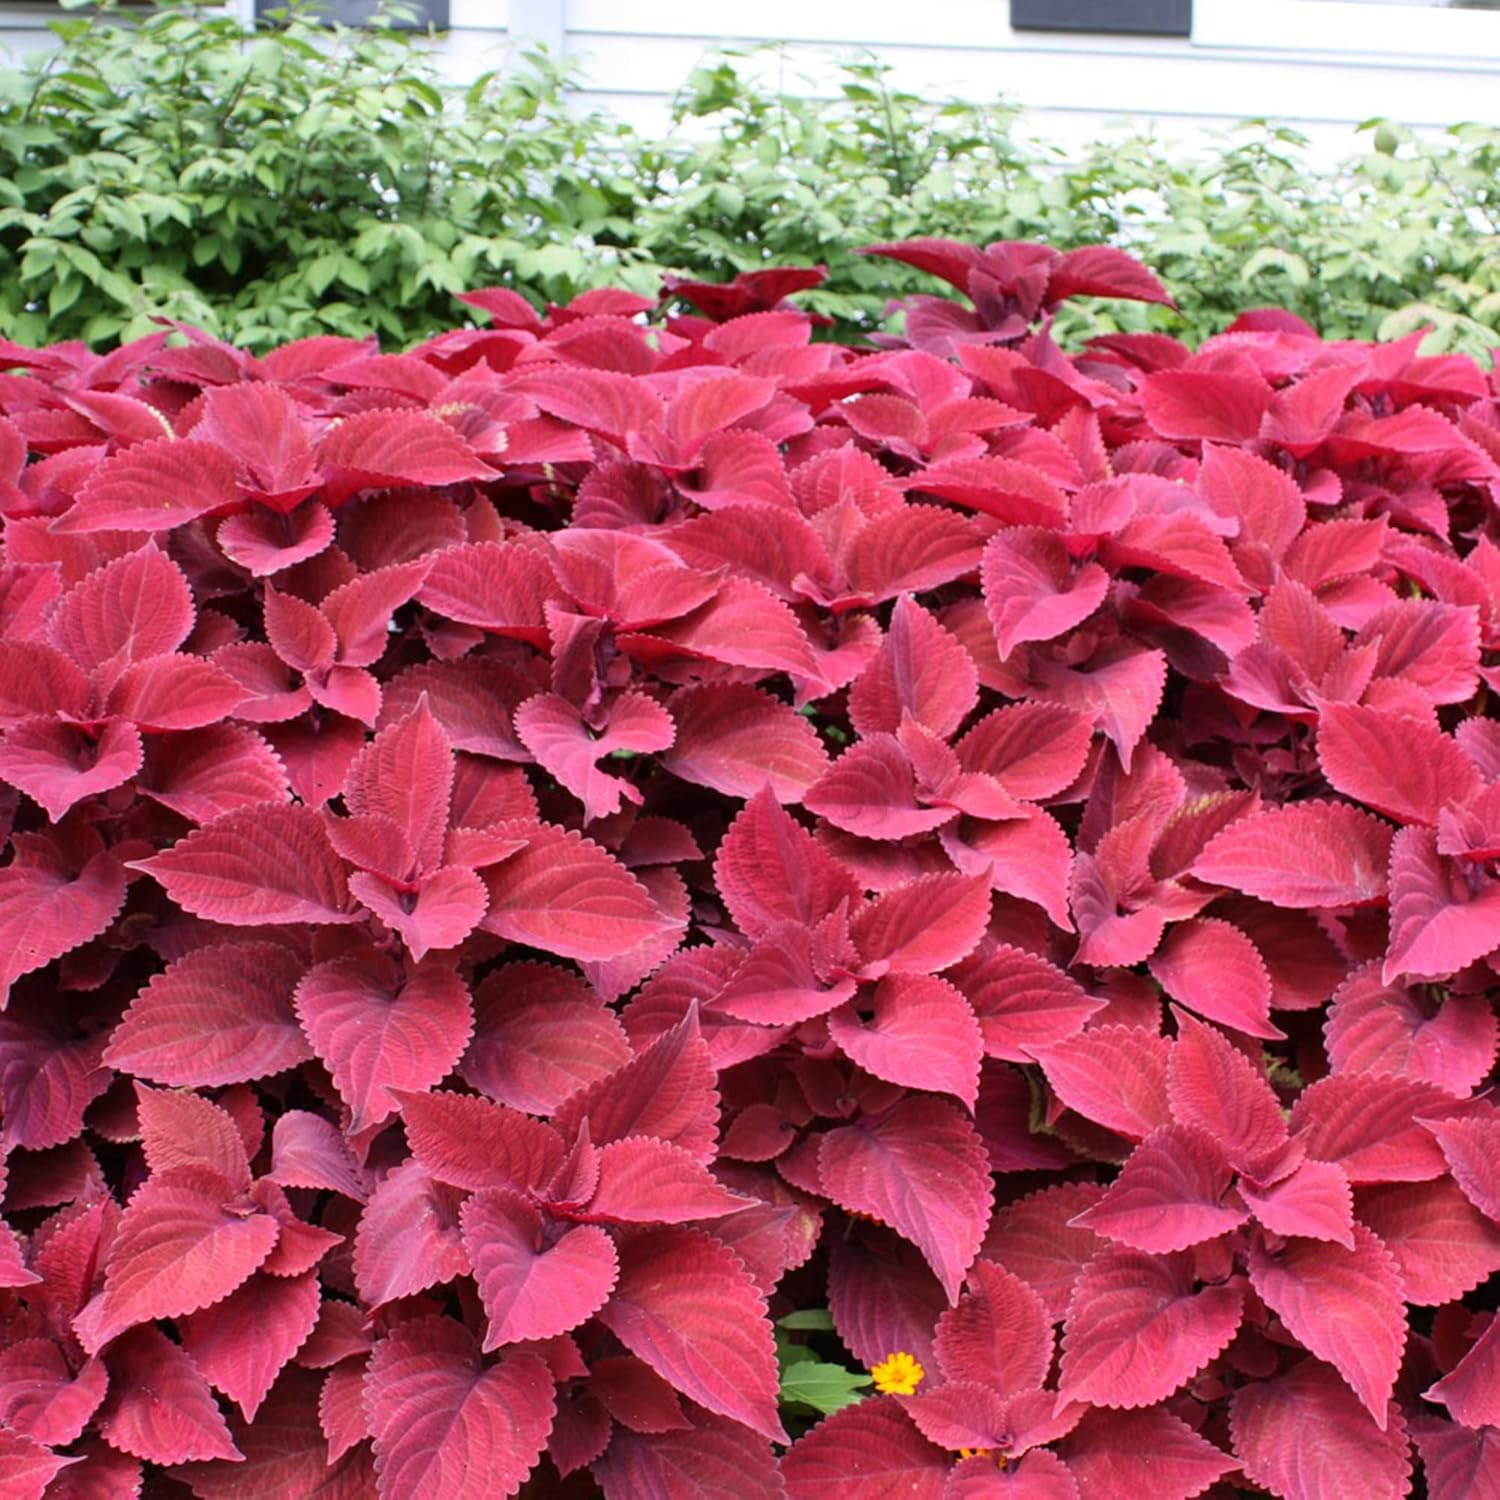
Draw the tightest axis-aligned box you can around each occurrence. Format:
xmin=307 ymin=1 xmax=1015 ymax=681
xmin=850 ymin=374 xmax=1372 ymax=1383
xmin=777 ymin=1361 xmax=872 ymax=1415
xmin=777 ymin=1309 xmax=836 ymax=1331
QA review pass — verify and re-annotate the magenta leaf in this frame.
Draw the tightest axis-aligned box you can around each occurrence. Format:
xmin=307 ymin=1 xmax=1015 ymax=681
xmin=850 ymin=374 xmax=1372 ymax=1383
xmin=365 ymin=1316 xmax=555 ymax=1500
xmin=1192 ymin=800 xmax=1392 ymax=908
xmin=1325 ymin=963 xmax=1498 ymax=1094
xmin=1424 ymin=1313 xmax=1500 ymax=1428
xmin=1230 ymin=1358 xmax=1411 ymax=1500
xmin=597 ymin=1225 xmax=785 ymax=1441
xmin=1355 ymin=1177 xmax=1500 ymax=1305
xmin=294 ymin=949 xmax=473 ymax=1133
xmin=0 ymin=1340 xmax=107 ymax=1447
xmin=782 ymin=1399 xmax=950 ymax=1499
xmin=105 ymin=940 xmax=310 ymax=1086
xmin=1247 ymin=1223 xmax=1407 ymax=1425
xmin=819 ymin=1095 xmax=993 ymax=1301
xmin=1056 ymin=1406 xmax=1237 ymax=1500
xmin=460 ymin=1188 xmax=617 ymax=1348
xmin=95 ymin=1326 xmax=242 ymax=1465
xmin=1055 ymin=1248 xmax=1244 ymax=1410
xmin=177 ymin=1270 xmax=321 ymax=1422
xmin=130 ymin=803 xmax=357 ymax=926
xmin=353 ymin=1162 xmax=469 ymax=1307
xmin=934 ymin=1258 xmax=1053 ymax=1397
xmin=1070 ymin=1123 xmax=1249 ymax=1252
xmin=73 ymin=1168 xmax=279 ymax=1354
xmin=828 ymin=974 xmax=983 ymax=1108
xmin=460 ymin=961 xmax=630 ymax=1115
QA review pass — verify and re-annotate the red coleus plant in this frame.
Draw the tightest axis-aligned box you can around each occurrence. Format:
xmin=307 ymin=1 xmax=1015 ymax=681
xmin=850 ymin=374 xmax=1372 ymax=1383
xmin=0 ymin=240 xmax=1493 ymax=1500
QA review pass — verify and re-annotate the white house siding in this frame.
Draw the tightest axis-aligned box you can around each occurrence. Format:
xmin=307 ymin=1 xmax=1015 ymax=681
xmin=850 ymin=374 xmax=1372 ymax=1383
xmin=6 ymin=0 xmax=1500 ymax=159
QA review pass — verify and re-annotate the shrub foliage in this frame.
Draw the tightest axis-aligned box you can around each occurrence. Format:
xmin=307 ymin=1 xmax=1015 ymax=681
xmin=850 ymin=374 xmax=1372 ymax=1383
xmin=0 ymin=237 xmax=1496 ymax=1496
xmin=5 ymin=3 xmax=1500 ymax=351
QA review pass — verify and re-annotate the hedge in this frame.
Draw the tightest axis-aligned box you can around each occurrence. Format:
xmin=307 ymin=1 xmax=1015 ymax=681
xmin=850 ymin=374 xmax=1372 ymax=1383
xmin=4 ymin=1 xmax=1500 ymax=352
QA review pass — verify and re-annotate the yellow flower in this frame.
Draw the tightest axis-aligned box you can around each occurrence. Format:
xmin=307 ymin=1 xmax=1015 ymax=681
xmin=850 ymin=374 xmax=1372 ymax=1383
xmin=870 ymin=1350 xmax=924 ymax=1395
xmin=957 ymin=1449 xmax=993 ymax=1461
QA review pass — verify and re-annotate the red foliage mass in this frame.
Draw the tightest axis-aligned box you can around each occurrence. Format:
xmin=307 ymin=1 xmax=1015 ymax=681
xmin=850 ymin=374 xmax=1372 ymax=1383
xmin=0 ymin=239 xmax=1494 ymax=1498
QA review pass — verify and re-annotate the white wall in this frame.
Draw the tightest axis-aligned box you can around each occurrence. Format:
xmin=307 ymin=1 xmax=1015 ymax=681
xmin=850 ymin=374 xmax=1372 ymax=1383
xmin=6 ymin=0 xmax=1500 ymax=160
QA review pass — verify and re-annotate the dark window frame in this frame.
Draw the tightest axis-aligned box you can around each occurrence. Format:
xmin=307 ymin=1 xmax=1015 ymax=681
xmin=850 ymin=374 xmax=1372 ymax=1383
xmin=253 ymin=0 xmax=450 ymax=29
xmin=1010 ymin=0 xmax=1191 ymax=37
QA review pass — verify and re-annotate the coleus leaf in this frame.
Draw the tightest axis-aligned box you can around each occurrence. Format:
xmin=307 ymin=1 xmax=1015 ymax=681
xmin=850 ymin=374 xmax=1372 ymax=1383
xmin=847 ymin=595 xmax=979 ymax=739
xmin=1287 ymin=1072 xmax=1458 ymax=1184
xmin=818 ymin=1095 xmax=994 ymax=1300
xmin=394 ymin=1088 xmax=564 ymax=1195
xmin=983 ymin=527 xmax=1110 ymax=658
xmin=950 ymin=943 xmax=1104 ymax=1062
xmin=342 ymin=696 xmax=454 ymax=871
xmin=460 ymin=1187 xmax=617 ymax=1348
xmin=352 ymin=1161 xmax=469 ymax=1307
xmin=1055 ymin=1406 xmax=1237 ymax=1500
xmin=365 ymin=1316 xmax=555 ymax=1500
xmin=60 ymin=437 xmax=239 ymax=531
xmin=0 ymin=825 xmax=127 ymax=1006
xmin=715 ymin=787 xmax=862 ymax=939
xmin=73 ymin=1167 xmax=279 ymax=1354
xmin=1409 ymin=1417 xmax=1500 ymax=1500
xmin=1230 ymin=1358 xmax=1411 ymax=1500
xmin=1423 ymin=1113 xmax=1500 ymax=1221
xmin=460 ymin=961 xmax=631 ymax=1115
xmin=1383 ymin=824 xmax=1500 ymax=982
xmin=1166 ymin=1008 xmax=1290 ymax=1176
xmin=584 ymin=1136 xmax=751 ymax=1223
xmin=1055 ymin=1248 xmax=1244 ymax=1410
xmin=934 ymin=1258 xmax=1053 ymax=1397
xmin=294 ymin=948 xmax=473 ymax=1133
xmin=129 ymin=802 xmax=358 ymax=926
xmin=479 ymin=820 xmax=672 ymax=962
xmin=1246 ymin=1223 xmax=1407 ymax=1425
xmin=1324 ymin=963 xmax=1498 ymax=1094
xmin=1424 ymin=1312 xmax=1500 ymax=1428
xmin=1239 ymin=1158 xmax=1356 ymax=1249
xmin=1069 ymin=1123 xmax=1248 ymax=1252
xmin=47 ymin=544 xmax=194 ymax=673
xmin=0 ymin=1340 xmax=108 ymax=1447
xmin=139 ymin=722 xmax=291 ymax=822
xmin=593 ymin=1408 xmax=786 ymax=1500
xmin=781 ymin=1398 xmax=950 ymax=1499
xmin=852 ymin=871 xmax=993 ymax=976
xmin=597 ymin=1225 xmax=786 ymax=1442
xmin=0 ymin=1427 xmax=83 ymax=1499
xmin=105 ymin=940 xmax=311 ymax=1086
xmin=1024 ymin=1026 xmax=1173 ymax=1142
xmin=514 ymin=690 xmax=674 ymax=823
xmin=663 ymin=681 xmax=829 ymax=803
xmin=0 ymin=716 xmax=142 ymax=823
xmin=1147 ymin=918 xmax=1280 ymax=1039
xmin=1191 ymin=800 xmax=1392 ymax=908
xmin=827 ymin=1223 xmax=949 ymax=1371
xmin=827 ymin=974 xmax=983 ymax=1109
xmin=177 ymin=1270 xmax=322 ymax=1422
xmin=983 ymin=1183 xmax=1107 ymax=1321
xmin=551 ymin=1007 xmax=720 ymax=1164
xmin=95 ymin=1325 xmax=242 ymax=1465
xmin=1355 ymin=1176 xmax=1500 ymax=1305
xmin=1316 ymin=701 xmax=1480 ymax=826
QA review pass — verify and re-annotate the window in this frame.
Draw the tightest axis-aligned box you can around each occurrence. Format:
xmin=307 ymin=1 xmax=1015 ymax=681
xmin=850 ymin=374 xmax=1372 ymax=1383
xmin=1010 ymin=0 xmax=1191 ymax=34
xmin=253 ymin=0 xmax=449 ymax=26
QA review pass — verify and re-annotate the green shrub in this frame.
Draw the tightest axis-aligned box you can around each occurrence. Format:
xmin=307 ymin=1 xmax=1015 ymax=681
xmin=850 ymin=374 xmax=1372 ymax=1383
xmin=0 ymin=1 xmax=637 ymax=349
xmin=4 ymin=3 xmax=1500 ymax=352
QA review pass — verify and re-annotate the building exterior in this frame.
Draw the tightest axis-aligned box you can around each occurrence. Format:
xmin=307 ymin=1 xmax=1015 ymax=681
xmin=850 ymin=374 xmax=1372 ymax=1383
xmin=4 ymin=0 xmax=1500 ymax=158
